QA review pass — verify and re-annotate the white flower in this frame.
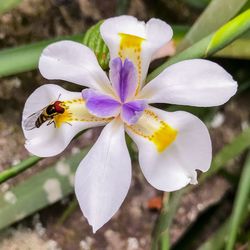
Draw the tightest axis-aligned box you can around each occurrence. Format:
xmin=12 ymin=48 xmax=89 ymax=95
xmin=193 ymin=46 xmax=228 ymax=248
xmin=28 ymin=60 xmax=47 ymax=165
xmin=22 ymin=16 xmax=237 ymax=232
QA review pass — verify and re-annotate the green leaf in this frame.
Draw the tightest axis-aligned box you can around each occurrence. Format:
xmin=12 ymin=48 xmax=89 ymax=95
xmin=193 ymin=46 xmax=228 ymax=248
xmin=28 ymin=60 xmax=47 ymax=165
xmin=0 ymin=148 xmax=89 ymax=231
xmin=178 ymin=0 xmax=248 ymax=51
xmin=226 ymin=152 xmax=250 ymax=250
xmin=174 ymin=26 xmax=250 ymax=60
xmin=206 ymin=9 xmax=250 ymax=53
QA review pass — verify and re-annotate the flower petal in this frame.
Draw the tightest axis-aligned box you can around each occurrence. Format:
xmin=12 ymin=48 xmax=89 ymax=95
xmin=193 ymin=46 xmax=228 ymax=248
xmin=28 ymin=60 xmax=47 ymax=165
xmin=82 ymin=89 xmax=121 ymax=118
xmin=140 ymin=59 xmax=237 ymax=107
xmin=101 ymin=16 xmax=173 ymax=88
xmin=126 ymin=107 xmax=211 ymax=191
xmin=22 ymin=84 xmax=110 ymax=157
xmin=109 ymin=57 xmax=137 ymax=102
xmin=39 ymin=41 xmax=112 ymax=93
xmin=121 ymin=100 xmax=147 ymax=125
xmin=75 ymin=119 xmax=131 ymax=232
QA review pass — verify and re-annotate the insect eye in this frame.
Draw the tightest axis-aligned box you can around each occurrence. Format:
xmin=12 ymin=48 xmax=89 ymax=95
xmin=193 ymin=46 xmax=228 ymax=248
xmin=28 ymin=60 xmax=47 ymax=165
xmin=46 ymin=105 xmax=56 ymax=115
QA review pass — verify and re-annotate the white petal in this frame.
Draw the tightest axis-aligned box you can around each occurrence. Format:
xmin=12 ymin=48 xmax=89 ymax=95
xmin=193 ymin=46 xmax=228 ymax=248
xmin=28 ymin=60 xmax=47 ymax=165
xmin=39 ymin=41 xmax=112 ymax=93
xmin=145 ymin=18 xmax=173 ymax=53
xmin=22 ymin=84 xmax=109 ymax=157
xmin=126 ymin=107 xmax=211 ymax=191
xmin=100 ymin=16 xmax=173 ymax=87
xmin=140 ymin=59 xmax=237 ymax=106
xmin=74 ymin=119 xmax=131 ymax=232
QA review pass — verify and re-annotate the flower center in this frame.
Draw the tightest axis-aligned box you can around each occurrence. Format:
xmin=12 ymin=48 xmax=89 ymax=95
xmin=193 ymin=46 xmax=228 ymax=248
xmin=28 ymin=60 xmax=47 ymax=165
xmin=82 ymin=57 xmax=147 ymax=125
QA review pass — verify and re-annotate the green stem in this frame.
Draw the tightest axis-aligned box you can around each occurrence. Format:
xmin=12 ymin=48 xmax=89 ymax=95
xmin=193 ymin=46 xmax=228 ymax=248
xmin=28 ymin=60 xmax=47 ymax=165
xmin=147 ymin=9 xmax=250 ymax=82
xmin=0 ymin=156 xmax=41 ymax=184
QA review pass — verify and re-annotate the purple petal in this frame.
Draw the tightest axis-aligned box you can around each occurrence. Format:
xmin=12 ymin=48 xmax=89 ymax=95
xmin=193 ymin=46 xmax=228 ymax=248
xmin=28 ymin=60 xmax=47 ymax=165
xmin=82 ymin=89 xmax=121 ymax=118
xmin=109 ymin=58 xmax=137 ymax=103
xmin=121 ymin=100 xmax=148 ymax=125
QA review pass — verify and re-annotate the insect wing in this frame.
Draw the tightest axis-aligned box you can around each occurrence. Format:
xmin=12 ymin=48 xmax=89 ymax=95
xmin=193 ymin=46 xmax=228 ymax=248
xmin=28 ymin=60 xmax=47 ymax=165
xmin=23 ymin=110 xmax=43 ymax=131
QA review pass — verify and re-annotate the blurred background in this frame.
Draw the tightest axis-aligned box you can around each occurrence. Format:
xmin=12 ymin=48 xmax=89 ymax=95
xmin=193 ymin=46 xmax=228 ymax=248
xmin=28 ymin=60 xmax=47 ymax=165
xmin=0 ymin=0 xmax=250 ymax=249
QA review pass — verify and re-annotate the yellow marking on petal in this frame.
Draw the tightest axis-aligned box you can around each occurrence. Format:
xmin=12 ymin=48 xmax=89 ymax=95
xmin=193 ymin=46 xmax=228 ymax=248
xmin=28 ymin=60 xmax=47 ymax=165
xmin=150 ymin=122 xmax=177 ymax=152
xmin=119 ymin=33 xmax=145 ymax=92
xmin=53 ymin=99 xmax=111 ymax=128
xmin=127 ymin=109 xmax=178 ymax=152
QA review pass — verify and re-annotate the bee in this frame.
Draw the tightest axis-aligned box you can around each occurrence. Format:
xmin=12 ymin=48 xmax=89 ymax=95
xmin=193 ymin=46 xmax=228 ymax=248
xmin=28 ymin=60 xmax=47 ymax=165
xmin=23 ymin=100 xmax=65 ymax=131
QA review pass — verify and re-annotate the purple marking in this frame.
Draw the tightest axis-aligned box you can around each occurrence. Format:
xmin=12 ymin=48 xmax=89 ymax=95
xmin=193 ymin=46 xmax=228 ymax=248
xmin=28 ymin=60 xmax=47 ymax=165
xmin=82 ymin=57 xmax=147 ymax=124
xmin=82 ymin=89 xmax=121 ymax=118
xmin=121 ymin=100 xmax=148 ymax=125
xmin=110 ymin=58 xmax=137 ymax=103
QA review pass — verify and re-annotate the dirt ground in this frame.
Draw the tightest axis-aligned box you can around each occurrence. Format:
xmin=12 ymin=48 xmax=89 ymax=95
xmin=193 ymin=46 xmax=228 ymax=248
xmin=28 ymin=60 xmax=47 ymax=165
xmin=0 ymin=0 xmax=249 ymax=249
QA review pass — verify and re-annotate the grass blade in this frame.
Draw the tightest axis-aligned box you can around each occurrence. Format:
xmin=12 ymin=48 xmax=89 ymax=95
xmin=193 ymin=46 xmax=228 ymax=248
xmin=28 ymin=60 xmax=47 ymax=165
xmin=178 ymin=0 xmax=248 ymax=51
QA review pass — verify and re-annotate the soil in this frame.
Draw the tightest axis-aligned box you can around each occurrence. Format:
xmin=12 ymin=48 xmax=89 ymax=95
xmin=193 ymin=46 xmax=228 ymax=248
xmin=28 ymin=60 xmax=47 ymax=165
xmin=0 ymin=0 xmax=249 ymax=250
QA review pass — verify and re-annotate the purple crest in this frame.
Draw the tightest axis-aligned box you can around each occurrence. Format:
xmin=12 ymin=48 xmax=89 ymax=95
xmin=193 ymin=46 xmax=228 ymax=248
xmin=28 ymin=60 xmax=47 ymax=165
xmin=82 ymin=58 xmax=147 ymax=124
